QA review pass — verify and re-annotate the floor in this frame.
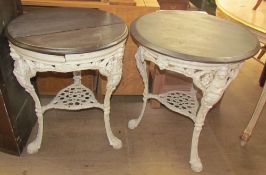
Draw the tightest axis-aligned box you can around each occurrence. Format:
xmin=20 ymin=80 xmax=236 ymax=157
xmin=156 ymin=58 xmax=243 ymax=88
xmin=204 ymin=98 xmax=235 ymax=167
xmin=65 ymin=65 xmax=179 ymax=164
xmin=0 ymin=57 xmax=265 ymax=175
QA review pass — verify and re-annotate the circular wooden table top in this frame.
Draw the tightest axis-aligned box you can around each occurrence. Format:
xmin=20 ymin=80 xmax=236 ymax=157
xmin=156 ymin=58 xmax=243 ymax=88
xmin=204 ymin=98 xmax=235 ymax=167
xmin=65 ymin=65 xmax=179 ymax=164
xmin=130 ymin=10 xmax=260 ymax=63
xmin=216 ymin=0 xmax=266 ymax=35
xmin=6 ymin=8 xmax=128 ymax=55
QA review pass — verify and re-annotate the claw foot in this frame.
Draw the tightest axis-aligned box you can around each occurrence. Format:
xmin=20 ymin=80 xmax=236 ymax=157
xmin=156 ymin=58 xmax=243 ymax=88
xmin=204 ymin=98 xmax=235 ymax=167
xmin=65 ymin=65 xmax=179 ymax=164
xmin=128 ymin=119 xmax=138 ymax=129
xmin=27 ymin=141 xmax=40 ymax=154
xmin=190 ymin=159 xmax=203 ymax=172
xmin=110 ymin=137 xmax=122 ymax=149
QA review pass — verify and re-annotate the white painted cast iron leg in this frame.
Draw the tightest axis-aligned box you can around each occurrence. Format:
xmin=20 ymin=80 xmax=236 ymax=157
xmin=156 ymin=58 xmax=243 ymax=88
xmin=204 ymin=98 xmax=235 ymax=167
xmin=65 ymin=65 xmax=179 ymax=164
xmin=190 ymin=66 xmax=239 ymax=172
xmin=13 ymin=59 xmax=43 ymax=154
xmin=102 ymin=51 xmax=124 ymax=149
xmin=190 ymin=98 xmax=212 ymax=172
xmin=104 ymin=74 xmax=122 ymax=149
xmin=128 ymin=48 xmax=149 ymax=129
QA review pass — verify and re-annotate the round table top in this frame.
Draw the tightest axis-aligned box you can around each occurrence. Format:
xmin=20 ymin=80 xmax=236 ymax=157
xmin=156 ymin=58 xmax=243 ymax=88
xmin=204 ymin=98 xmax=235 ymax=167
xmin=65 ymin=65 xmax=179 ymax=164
xmin=216 ymin=0 xmax=266 ymax=34
xmin=6 ymin=8 xmax=128 ymax=55
xmin=130 ymin=10 xmax=260 ymax=63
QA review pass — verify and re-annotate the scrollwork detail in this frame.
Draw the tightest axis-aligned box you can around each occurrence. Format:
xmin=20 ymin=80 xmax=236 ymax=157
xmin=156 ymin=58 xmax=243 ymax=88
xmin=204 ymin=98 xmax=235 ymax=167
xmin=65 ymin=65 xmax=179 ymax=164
xmin=129 ymin=46 xmax=243 ymax=172
xmin=9 ymin=41 xmax=126 ymax=152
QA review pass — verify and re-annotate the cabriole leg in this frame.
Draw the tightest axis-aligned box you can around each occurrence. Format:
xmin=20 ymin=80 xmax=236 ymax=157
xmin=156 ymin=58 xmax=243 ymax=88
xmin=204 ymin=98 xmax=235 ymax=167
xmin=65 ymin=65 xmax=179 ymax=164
xmin=101 ymin=50 xmax=124 ymax=149
xmin=190 ymin=99 xmax=211 ymax=172
xmin=104 ymin=74 xmax=122 ymax=149
xmin=190 ymin=66 xmax=240 ymax=172
xmin=128 ymin=47 xmax=149 ymax=129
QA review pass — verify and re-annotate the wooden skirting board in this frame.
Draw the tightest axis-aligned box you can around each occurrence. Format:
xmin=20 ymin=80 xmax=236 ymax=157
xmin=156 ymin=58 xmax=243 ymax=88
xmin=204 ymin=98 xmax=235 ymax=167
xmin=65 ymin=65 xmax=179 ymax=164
xmin=21 ymin=0 xmax=159 ymax=95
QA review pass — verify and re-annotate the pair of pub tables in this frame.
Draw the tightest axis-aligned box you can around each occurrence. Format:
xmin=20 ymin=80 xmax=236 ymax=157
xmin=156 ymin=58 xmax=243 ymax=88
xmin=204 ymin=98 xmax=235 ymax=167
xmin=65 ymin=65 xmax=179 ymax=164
xmin=6 ymin=8 xmax=259 ymax=172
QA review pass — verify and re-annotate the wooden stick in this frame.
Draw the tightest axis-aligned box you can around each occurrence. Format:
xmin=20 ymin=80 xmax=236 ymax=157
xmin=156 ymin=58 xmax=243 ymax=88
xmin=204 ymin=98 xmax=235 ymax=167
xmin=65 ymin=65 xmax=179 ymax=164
xmin=253 ymin=0 xmax=262 ymax=10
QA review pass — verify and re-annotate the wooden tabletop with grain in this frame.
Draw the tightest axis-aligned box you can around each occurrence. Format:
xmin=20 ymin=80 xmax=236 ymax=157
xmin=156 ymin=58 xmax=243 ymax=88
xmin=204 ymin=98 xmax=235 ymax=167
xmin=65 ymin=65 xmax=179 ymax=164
xmin=130 ymin=10 xmax=260 ymax=63
xmin=6 ymin=8 xmax=128 ymax=55
xmin=216 ymin=0 xmax=266 ymax=34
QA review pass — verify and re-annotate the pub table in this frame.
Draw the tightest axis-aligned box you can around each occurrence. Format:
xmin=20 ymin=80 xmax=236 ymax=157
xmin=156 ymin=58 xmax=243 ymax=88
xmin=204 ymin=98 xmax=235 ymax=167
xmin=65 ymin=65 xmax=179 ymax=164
xmin=128 ymin=10 xmax=260 ymax=172
xmin=6 ymin=8 xmax=128 ymax=153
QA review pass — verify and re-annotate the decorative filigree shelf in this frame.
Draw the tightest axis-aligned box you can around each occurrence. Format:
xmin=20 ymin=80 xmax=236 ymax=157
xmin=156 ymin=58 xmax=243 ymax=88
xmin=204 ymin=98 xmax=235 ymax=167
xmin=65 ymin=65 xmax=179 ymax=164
xmin=158 ymin=90 xmax=199 ymax=121
xmin=42 ymin=83 xmax=103 ymax=112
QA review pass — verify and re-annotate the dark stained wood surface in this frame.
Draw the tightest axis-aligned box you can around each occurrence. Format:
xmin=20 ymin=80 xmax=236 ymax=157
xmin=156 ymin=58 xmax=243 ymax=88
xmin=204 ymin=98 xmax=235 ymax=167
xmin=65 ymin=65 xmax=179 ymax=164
xmin=6 ymin=8 xmax=128 ymax=55
xmin=130 ymin=10 xmax=260 ymax=63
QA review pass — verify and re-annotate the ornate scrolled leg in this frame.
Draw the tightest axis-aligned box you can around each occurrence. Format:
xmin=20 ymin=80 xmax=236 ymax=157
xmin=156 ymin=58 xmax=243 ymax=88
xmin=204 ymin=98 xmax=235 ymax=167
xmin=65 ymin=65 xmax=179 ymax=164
xmin=128 ymin=47 xmax=149 ymax=129
xmin=189 ymin=65 xmax=240 ymax=172
xmin=189 ymin=103 xmax=209 ymax=172
xmin=103 ymin=75 xmax=122 ymax=149
xmin=100 ymin=49 xmax=124 ymax=149
xmin=13 ymin=59 xmax=43 ymax=154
